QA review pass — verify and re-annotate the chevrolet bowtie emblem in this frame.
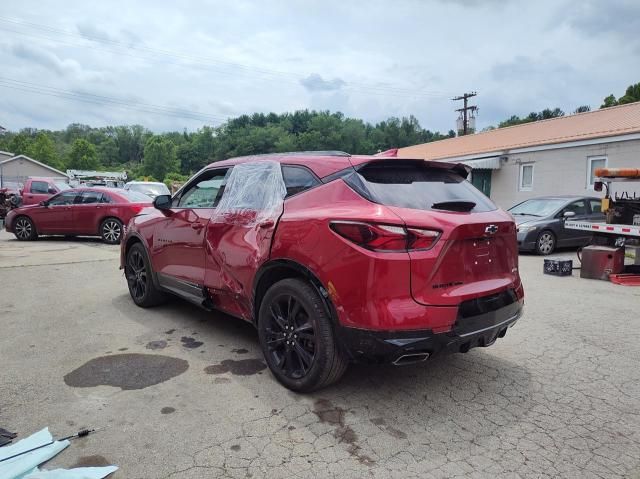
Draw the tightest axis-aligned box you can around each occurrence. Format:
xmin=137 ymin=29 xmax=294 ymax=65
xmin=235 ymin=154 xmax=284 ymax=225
xmin=485 ymin=224 xmax=498 ymax=235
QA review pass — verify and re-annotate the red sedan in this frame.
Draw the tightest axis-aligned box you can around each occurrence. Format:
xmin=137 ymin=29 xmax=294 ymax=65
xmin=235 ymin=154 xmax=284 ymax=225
xmin=5 ymin=187 xmax=151 ymax=244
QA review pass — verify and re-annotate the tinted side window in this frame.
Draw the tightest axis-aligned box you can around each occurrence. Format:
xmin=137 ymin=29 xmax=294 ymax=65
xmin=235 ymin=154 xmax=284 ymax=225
xmin=562 ymin=200 xmax=587 ymax=216
xmin=48 ymin=191 xmax=78 ymax=206
xmin=30 ymin=181 xmax=49 ymax=194
xmin=346 ymin=160 xmax=496 ymax=213
xmin=282 ymin=165 xmax=320 ymax=197
xmin=590 ymin=200 xmax=602 ymax=214
xmin=101 ymin=194 xmax=112 ymax=204
xmin=176 ymin=169 xmax=229 ymax=208
xmin=78 ymin=191 xmax=103 ymax=204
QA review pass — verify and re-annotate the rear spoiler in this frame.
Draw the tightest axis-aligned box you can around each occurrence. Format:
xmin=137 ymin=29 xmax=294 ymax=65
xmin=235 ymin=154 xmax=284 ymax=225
xmin=351 ymin=153 xmax=471 ymax=179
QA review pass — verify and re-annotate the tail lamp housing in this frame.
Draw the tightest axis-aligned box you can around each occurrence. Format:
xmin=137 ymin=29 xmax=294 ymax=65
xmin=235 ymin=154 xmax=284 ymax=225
xmin=329 ymin=221 xmax=440 ymax=252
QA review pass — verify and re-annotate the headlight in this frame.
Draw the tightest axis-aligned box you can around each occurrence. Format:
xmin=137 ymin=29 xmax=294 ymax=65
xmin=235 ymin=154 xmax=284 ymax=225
xmin=517 ymin=225 xmax=538 ymax=233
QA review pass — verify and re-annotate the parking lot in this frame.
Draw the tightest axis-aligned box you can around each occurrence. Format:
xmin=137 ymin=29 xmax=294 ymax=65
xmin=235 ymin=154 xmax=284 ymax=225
xmin=1 ymin=230 xmax=639 ymax=479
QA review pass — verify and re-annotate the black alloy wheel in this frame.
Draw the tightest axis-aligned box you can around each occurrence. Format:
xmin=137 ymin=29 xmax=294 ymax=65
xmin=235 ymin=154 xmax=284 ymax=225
xmin=258 ymin=278 xmax=348 ymax=392
xmin=126 ymin=247 xmax=147 ymax=302
xmin=264 ymin=293 xmax=317 ymax=379
xmin=125 ymin=243 xmax=167 ymax=307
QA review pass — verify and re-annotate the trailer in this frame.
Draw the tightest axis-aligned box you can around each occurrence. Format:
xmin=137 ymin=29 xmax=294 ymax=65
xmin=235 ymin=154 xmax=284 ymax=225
xmin=565 ymin=168 xmax=640 ymax=283
xmin=565 ymin=221 xmax=640 ymax=238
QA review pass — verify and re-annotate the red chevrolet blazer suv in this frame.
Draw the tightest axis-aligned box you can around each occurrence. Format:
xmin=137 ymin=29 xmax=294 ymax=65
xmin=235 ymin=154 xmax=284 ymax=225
xmin=121 ymin=151 xmax=524 ymax=392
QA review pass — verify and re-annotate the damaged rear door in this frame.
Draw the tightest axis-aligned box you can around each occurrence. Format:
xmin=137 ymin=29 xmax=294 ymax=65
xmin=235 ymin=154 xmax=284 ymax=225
xmin=204 ymin=161 xmax=287 ymax=319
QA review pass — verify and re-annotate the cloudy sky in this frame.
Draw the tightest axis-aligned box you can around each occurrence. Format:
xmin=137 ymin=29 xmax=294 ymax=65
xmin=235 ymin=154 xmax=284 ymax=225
xmin=1 ymin=0 xmax=639 ymax=133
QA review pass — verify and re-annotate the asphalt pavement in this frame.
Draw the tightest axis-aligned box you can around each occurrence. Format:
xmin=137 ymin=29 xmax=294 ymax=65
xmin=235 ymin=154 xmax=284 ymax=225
xmin=1 ymin=230 xmax=639 ymax=478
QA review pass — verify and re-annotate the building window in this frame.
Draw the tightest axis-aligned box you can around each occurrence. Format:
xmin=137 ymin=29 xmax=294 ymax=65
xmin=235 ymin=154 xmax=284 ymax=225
xmin=519 ymin=163 xmax=534 ymax=191
xmin=587 ymin=156 xmax=607 ymax=188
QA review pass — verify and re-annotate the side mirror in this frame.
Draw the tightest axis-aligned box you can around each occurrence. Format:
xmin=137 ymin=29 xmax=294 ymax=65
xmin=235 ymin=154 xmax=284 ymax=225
xmin=594 ymin=181 xmax=603 ymax=192
xmin=153 ymin=194 xmax=172 ymax=211
xmin=39 ymin=201 xmax=48 ymax=207
xmin=48 ymin=187 xmax=57 ymax=194
xmin=563 ymin=211 xmax=575 ymax=219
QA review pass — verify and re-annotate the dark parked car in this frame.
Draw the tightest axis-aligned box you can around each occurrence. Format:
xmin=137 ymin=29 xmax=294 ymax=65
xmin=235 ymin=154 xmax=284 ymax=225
xmin=510 ymin=195 xmax=604 ymax=255
xmin=121 ymin=152 xmax=524 ymax=392
xmin=5 ymin=187 xmax=151 ymax=244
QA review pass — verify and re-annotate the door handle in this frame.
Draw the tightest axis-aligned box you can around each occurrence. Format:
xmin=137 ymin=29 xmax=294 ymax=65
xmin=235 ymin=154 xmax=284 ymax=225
xmin=259 ymin=220 xmax=274 ymax=228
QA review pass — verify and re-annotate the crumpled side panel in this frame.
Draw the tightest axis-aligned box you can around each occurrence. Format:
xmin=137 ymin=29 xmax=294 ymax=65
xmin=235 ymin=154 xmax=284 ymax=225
xmin=212 ymin=160 xmax=287 ymax=226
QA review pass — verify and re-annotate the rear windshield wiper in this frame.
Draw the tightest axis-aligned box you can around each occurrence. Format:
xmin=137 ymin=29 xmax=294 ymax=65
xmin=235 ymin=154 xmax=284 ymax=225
xmin=432 ymin=200 xmax=476 ymax=212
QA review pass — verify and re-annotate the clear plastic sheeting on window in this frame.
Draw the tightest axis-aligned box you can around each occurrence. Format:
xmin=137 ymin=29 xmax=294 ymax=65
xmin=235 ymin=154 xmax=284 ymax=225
xmin=212 ymin=160 xmax=287 ymax=226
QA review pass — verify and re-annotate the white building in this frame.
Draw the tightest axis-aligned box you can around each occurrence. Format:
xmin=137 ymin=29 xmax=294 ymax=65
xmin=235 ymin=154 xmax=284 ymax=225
xmin=0 ymin=153 xmax=68 ymax=188
xmin=399 ymin=102 xmax=640 ymax=208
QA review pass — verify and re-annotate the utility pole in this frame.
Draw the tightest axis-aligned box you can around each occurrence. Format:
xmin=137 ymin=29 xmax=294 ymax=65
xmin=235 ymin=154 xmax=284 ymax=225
xmin=452 ymin=92 xmax=478 ymax=136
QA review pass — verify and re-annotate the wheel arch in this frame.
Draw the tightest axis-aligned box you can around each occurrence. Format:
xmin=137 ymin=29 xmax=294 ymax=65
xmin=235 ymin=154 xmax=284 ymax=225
xmin=253 ymin=259 xmax=338 ymax=327
xmin=123 ymin=233 xmax=162 ymax=289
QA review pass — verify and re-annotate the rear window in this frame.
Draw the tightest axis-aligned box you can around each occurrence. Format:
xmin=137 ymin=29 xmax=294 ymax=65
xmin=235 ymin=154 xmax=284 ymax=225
xmin=119 ymin=190 xmax=153 ymax=202
xmin=345 ymin=160 xmax=496 ymax=213
xmin=128 ymin=183 xmax=170 ymax=196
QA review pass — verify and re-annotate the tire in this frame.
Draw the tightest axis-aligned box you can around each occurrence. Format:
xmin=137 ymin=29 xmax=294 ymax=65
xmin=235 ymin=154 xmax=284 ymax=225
xmin=258 ymin=278 xmax=348 ymax=392
xmin=535 ymin=230 xmax=556 ymax=255
xmin=125 ymin=242 xmax=167 ymax=307
xmin=100 ymin=218 xmax=123 ymax=244
xmin=13 ymin=216 xmax=38 ymax=241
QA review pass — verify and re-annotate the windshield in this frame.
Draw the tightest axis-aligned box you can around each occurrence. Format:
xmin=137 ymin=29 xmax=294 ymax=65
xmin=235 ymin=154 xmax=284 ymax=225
xmin=129 ymin=183 xmax=169 ymax=196
xmin=509 ymin=198 xmax=566 ymax=217
xmin=54 ymin=180 xmax=71 ymax=191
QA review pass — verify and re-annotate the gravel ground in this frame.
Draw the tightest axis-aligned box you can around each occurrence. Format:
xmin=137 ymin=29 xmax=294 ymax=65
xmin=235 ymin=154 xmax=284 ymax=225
xmin=1 ymin=230 xmax=639 ymax=479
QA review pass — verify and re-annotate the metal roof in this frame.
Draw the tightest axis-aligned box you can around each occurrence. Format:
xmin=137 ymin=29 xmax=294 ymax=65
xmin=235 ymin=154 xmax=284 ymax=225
xmin=399 ymin=102 xmax=640 ymax=161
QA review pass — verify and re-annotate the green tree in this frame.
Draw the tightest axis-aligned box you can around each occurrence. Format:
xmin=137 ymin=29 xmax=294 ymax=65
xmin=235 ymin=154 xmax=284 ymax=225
xmin=97 ymin=138 xmax=119 ymax=166
xmin=618 ymin=82 xmax=640 ymax=105
xmin=176 ymin=142 xmax=200 ymax=175
xmin=164 ymin=172 xmax=189 ymax=190
xmin=539 ymin=108 xmax=564 ymax=120
xmin=600 ymin=94 xmax=618 ymax=108
xmin=26 ymin=133 xmax=63 ymax=170
xmin=67 ymin=139 xmax=100 ymax=170
xmin=499 ymin=108 xmax=564 ymax=128
xmin=574 ymin=105 xmax=591 ymax=114
xmin=8 ymin=133 xmax=33 ymax=155
xmin=143 ymin=136 xmax=177 ymax=181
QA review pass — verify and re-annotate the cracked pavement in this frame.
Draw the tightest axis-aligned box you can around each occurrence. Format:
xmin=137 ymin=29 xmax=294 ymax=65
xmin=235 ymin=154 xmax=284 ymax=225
xmin=0 ymin=230 xmax=639 ymax=478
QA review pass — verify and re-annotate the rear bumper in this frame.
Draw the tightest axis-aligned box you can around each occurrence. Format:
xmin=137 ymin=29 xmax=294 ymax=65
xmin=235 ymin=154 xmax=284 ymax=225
xmin=337 ymin=298 xmax=523 ymax=364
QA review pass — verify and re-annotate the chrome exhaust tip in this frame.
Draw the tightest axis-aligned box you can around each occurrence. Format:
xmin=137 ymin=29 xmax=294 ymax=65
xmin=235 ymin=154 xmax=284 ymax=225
xmin=392 ymin=352 xmax=430 ymax=366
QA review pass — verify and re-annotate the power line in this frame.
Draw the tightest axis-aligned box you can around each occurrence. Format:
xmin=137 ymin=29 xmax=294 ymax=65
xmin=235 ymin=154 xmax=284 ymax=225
xmin=0 ymin=77 xmax=228 ymax=123
xmin=0 ymin=16 xmax=453 ymax=100
xmin=452 ymin=92 xmax=478 ymax=136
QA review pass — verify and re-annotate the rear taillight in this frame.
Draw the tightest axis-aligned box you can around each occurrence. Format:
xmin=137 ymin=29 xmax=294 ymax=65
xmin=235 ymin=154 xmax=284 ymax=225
xmin=406 ymin=227 xmax=440 ymax=250
xmin=329 ymin=221 xmax=440 ymax=252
